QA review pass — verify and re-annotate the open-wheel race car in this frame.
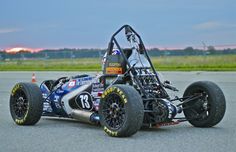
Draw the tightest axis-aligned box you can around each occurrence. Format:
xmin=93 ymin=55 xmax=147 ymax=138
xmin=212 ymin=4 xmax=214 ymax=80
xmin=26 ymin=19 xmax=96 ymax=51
xmin=10 ymin=25 xmax=226 ymax=137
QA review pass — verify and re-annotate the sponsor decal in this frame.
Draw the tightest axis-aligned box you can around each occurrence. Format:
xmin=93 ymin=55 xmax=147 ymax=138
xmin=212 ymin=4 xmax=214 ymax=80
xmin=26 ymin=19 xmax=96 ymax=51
xmin=68 ymin=80 xmax=76 ymax=88
xmin=43 ymin=102 xmax=53 ymax=112
xmin=42 ymin=93 xmax=48 ymax=99
xmin=108 ymin=63 xmax=121 ymax=67
xmin=92 ymin=83 xmax=104 ymax=92
xmin=11 ymin=84 xmax=21 ymax=96
xmin=54 ymin=95 xmax=61 ymax=108
xmin=15 ymin=119 xmax=25 ymax=124
xmin=56 ymin=90 xmax=64 ymax=94
xmin=106 ymin=67 xmax=123 ymax=74
xmin=101 ymin=87 xmax=127 ymax=104
xmin=77 ymin=77 xmax=93 ymax=85
xmin=104 ymin=126 xmax=118 ymax=136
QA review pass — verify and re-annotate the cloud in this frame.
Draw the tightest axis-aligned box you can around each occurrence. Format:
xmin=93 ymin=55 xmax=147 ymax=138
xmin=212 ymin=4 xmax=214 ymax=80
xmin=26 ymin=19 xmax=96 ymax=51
xmin=0 ymin=28 xmax=22 ymax=34
xmin=193 ymin=21 xmax=236 ymax=30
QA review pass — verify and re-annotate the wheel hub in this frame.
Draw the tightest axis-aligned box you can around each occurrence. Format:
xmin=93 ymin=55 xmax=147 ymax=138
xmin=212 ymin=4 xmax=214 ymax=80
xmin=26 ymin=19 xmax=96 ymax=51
xmin=12 ymin=91 xmax=28 ymax=118
xmin=102 ymin=93 xmax=125 ymax=130
xmin=109 ymin=103 xmax=120 ymax=117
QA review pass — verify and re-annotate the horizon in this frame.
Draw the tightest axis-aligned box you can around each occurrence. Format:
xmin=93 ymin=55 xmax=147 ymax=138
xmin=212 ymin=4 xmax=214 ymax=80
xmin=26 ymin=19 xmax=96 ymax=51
xmin=2 ymin=45 xmax=236 ymax=54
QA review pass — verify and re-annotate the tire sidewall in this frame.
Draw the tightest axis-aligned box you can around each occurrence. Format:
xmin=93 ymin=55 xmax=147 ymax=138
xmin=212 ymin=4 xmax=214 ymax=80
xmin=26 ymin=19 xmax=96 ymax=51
xmin=10 ymin=83 xmax=43 ymax=125
xmin=99 ymin=85 xmax=144 ymax=137
xmin=183 ymin=81 xmax=226 ymax=127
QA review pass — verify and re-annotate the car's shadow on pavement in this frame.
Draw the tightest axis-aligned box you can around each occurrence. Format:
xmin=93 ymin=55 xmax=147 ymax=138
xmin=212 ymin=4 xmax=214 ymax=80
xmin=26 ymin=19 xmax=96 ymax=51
xmin=139 ymin=123 xmax=226 ymax=136
xmin=41 ymin=117 xmax=101 ymax=130
xmin=40 ymin=117 xmax=226 ymax=136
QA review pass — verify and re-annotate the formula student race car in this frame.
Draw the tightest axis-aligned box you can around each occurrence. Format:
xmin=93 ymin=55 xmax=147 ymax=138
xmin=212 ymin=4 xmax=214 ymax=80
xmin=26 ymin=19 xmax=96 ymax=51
xmin=9 ymin=25 xmax=226 ymax=137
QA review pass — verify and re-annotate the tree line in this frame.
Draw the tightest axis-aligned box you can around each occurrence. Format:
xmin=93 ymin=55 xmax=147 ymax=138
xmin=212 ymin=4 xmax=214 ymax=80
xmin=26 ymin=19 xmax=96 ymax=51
xmin=0 ymin=47 xmax=236 ymax=60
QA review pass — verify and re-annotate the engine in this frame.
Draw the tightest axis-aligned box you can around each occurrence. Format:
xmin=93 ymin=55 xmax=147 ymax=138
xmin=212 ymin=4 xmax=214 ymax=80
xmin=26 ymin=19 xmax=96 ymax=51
xmin=143 ymin=98 xmax=179 ymax=125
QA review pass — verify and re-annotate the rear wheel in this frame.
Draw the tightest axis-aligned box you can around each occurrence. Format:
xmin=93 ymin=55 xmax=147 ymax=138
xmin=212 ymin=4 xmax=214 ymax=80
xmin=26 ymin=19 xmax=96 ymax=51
xmin=183 ymin=81 xmax=226 ymax=127
xmin=99 ymin=85 xmax=144 ymax=137
xmin=10 ymin=82 xmax=43 ymax=125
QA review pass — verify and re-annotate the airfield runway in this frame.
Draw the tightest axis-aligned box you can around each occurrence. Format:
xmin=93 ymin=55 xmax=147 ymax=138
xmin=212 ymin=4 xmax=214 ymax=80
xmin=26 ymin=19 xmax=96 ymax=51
xmin=0 ymin=71 xmax=235 ymax=152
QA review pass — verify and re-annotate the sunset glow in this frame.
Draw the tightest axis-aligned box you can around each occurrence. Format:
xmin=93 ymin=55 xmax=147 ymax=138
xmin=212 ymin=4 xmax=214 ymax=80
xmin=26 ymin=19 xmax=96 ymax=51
xmin=5 ymin=47 xmax=42 ymax=54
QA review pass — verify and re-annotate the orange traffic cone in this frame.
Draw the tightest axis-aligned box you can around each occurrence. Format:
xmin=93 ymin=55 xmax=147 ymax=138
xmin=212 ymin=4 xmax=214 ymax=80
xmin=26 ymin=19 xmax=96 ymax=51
xmin=32 ymin=73 xmax=36 ymax=83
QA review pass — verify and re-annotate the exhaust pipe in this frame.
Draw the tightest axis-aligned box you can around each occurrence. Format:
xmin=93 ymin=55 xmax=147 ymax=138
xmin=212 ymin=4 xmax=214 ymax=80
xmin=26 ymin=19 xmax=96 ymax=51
xmin=71 ymin=109 xmax=100 ymax=124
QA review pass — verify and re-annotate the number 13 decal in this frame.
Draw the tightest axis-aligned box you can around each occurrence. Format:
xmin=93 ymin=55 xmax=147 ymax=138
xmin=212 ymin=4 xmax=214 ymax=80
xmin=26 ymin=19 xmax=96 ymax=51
xmin=75 ymin=92 xmax=93 ymax=111
xmin=79 ymin=94 xmax=90 ymax=108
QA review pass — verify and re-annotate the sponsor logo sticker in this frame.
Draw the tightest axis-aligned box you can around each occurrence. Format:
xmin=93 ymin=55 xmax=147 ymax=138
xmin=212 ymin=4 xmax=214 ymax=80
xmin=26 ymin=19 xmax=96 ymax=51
xmin=68 ymin=80 xmax=76 ymax=88
xmin=106 ymin=67 xmax=123 ymax=74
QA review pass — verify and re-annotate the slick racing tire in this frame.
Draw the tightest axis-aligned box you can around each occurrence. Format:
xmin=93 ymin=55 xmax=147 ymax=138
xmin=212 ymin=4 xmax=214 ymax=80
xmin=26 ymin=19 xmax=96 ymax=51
xmin=183 ymin=81 xmax=226 ymax=127
xmin=10 ymin=82 xmax=43 ymax=125
xmin=99 ymin=85 xmax=144 ymax=137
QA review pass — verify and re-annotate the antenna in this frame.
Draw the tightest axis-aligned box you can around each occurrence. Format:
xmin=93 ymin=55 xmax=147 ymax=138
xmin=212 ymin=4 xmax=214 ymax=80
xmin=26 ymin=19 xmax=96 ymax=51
xmin=202 ymin=41 xmax=207 ymax=51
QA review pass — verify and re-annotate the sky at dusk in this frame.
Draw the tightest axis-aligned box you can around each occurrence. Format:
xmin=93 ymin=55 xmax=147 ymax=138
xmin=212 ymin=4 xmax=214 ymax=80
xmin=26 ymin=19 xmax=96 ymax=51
xmin=0 ymin=0 xmax=235 ymax=50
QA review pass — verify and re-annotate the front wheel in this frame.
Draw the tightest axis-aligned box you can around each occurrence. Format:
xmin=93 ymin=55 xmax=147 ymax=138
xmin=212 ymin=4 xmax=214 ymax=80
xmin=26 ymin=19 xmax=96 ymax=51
xmin=99 ymin=85 xmax=144 ymax=137
xmin=10 ymin=82 xmax=43 ymax=125
xmin=183 ymin=81 xmax=226 ymax=127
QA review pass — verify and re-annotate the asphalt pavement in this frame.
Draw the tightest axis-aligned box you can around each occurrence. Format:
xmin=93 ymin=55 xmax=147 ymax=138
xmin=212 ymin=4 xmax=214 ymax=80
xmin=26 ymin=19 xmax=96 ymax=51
xmin=0 ymin=71 xmax=235 ymax=152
